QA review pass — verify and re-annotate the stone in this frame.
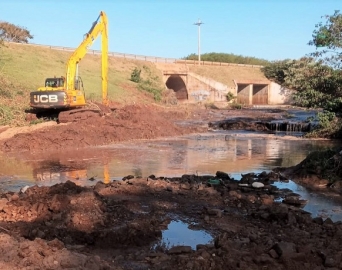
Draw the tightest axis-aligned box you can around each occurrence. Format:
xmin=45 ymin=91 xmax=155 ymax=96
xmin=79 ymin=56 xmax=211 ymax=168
xmin=312 ymin=217 xmax=324 ymax=225
xmin=287 ymin=212 xmax=297 ymax=225
xmin=260 ymin=194 xmax=274 ymax=205
xmin=323 ymin=217 xmax=334 ymax=225
xmin=272 ymin=242 xmax=296 ymax=257
xmin=324 ymin=257 xmax=336 ymax=267
xmin=252 ymin=182 xmax=264 ymax=188
xmin=10 ymin=193 xmax=19 ymax=201
xmin=20 ymin=186 xmax=31 ymax=193
xmin=269 ymin=249 xmax=279 ymax=258
xmin=216 ymin=171 xmax=231 ymax=179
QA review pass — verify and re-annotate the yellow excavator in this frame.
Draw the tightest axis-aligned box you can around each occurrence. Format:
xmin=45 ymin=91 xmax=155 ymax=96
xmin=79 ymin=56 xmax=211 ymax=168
xmin=28 ymin=11 xmax=109 ymax=122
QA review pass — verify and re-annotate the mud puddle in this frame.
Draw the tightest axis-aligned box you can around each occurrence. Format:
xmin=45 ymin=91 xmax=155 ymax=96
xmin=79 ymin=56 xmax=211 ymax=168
xmin=152 ymin=220 xmax=213 ymax=250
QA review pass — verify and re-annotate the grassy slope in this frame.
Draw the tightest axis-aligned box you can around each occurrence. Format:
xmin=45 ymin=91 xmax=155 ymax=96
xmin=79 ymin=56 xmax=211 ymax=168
xmin=0 ymin=43 xmax=164 ymax=125
xmin=0 ymin=42 xmax=268 ymax=126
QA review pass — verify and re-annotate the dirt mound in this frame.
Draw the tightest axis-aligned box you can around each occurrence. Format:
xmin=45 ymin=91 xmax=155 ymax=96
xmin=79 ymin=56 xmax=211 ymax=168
xmin=0 ymin=105 xmax=289 ymax=154
xmin=0 ymin=104 xmax=202 ymax=153
xmin=0 ymin=234 xmax=112 ymax=270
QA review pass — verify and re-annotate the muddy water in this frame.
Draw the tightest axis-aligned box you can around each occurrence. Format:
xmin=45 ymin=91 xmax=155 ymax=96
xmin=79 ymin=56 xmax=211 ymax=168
xmin=0 ymin=131 xmax=340 ymax=219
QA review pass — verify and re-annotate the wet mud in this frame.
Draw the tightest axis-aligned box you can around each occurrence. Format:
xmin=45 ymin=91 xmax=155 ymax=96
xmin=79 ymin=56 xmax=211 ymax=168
xmin=0 ymin=105 xmax=341 ymax=269
xmin=0 ymin=172 xmax=341 ymax=269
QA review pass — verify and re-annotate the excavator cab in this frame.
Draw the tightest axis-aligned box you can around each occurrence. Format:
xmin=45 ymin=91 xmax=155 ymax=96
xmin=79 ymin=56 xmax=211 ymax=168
xmin=30 ymin=75 xmax=86 ymax=109
xmin=45 ymin=77 xmax=65 ymax=88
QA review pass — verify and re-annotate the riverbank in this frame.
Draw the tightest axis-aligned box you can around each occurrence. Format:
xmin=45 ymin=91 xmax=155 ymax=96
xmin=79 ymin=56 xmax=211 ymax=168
xmin=0 ymin=171 xmax=341 ymax=269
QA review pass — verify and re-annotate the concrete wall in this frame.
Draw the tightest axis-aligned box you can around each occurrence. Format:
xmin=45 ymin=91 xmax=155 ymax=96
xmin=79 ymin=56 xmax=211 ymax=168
xmin=237 ymin=84 xmax=251 ymax=105
xmin=186 ymin=73 xmax=231 ymax=102
xmin=269 ymin=82 xmax=294 ymax=105
xmin=234 ymin=81 xmax=294 ymax=105
xmin=252 ymin=84 xmax=268 ymax=105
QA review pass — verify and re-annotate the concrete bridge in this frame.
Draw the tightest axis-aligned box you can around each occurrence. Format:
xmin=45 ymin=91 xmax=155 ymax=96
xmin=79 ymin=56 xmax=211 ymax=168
xmin=159 ymin=64 xmax=232 ymax=104
xmin=156 ymin=63 xmax=293 ymax=105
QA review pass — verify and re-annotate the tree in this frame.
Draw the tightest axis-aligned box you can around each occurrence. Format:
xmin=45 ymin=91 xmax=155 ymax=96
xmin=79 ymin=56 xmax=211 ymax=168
xmin=308 ymin=10 xmax=342 ymax=68
xmin=0 ymin=21 xmax=33 ymax=44
xmin=262 ymin=57 xmax=342 ymax=112
xmin=183 ymin=52 xmax=269 ymax=66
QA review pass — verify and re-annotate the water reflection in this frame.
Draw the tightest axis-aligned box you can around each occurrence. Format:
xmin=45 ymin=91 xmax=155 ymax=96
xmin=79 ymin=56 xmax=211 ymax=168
xmin=0 ymin=132 xmax=337 ymax=191
xmin=153 ymin=220 xmax=213 ymax=250
xmin=275 ymin=181 xmax=342 ymax=222
xmin=1 ymin=132 xmax=342 ymax=220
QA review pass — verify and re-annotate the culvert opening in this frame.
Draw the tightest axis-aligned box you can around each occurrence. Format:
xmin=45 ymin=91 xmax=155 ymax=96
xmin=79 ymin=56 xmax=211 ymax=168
xmin=165 ymin=75 xmax=188 ymax=100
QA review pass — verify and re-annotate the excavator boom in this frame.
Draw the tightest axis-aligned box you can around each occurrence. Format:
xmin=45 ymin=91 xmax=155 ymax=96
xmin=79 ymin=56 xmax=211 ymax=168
xmin=66 ymin=11 xmax=108 ymax=105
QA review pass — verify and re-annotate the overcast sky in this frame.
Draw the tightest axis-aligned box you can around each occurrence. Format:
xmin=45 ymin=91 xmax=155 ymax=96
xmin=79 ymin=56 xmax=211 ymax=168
xmin=0 ymin=0 xmax=340 ymax=61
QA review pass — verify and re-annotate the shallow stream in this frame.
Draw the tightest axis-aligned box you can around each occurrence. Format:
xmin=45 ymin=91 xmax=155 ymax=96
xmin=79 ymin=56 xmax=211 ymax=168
xmin=0 ymin=130 xmax=341 ymax=223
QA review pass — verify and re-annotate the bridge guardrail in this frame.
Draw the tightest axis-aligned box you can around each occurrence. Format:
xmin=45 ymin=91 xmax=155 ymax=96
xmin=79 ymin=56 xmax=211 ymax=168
xmin=9 ymin=42 xmax=263 ymax=67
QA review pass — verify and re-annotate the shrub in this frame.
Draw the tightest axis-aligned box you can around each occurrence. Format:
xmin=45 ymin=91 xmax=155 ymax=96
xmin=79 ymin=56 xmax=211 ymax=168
xmin=130 ymin=68 xmax=141 ymax=83
xmin=226 ymin=92 xmax=236 ymax=102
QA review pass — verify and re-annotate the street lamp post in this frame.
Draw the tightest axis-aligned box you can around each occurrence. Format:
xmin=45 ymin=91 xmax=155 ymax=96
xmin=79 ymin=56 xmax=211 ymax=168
xmin=193 ymin=19 xmax=203 ymax=65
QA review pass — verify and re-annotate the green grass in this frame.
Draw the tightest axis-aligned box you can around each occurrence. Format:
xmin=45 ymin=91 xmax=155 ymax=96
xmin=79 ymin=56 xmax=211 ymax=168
xmin=0 ymin=42 xmax=165 ymax=126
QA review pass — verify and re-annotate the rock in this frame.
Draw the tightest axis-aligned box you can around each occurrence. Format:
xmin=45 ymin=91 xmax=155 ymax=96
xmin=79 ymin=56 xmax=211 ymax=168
xmin=10 ymin=193 xmax=19 ymax=201
xmin=207 ymin=208 xmax=222 ymax=218
xmin=312 ymin=217 xmax=324 ymax=225
xmin=269 ymin=249 xmax=279 ymax=258
xmin=323 ymin=217 xmax=334 ymax=225
xmin=252 ymin=182 xmax=264 ymax=188
xmin=93 ymin=181 xmax=107 ymax=193
xmin=180 ymin=183 xmax=191 ymax=190
xmin=260 ymin=194 xmax=274 ymax=205
xmin=287 ymin=212 xmax=297 ymax=225
xmin=247 ymin=195 xmax=257 ymax=203
xmin=20 ymin=186 xmax=31 ymax=194
xmin=282 ymin=197 xmax=307 ymax=206
xmin=168 ymin=246 xmax=192 ymax=254
xmin=122 ymin=175 xmax=134 ymax=181
xmin=272 ymin=242 xmax=296 ymax=257
xmin=238 ymin=183 xmax=249 ymax=187
xmin=216 ymin=171 xmax=230 ymax=180
xmin=324 ymin=257 xmax=336 ymax=267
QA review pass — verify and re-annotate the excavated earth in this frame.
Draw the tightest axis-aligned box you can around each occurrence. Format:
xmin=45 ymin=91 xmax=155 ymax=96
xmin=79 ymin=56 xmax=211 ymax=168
xmin=0 ymin=104 xmax=341 ymax=269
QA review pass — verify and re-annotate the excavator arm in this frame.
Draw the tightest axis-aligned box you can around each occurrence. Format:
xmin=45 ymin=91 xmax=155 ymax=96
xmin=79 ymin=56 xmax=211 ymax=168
xmin=66 ymin=11 xmax=108 ymax=105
